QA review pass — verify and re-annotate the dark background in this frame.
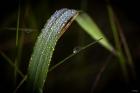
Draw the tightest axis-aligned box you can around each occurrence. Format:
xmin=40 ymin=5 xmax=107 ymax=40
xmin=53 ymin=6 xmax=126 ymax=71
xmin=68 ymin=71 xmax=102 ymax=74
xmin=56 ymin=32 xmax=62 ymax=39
xmin=0 ymin=0 xmax=139 ymax=93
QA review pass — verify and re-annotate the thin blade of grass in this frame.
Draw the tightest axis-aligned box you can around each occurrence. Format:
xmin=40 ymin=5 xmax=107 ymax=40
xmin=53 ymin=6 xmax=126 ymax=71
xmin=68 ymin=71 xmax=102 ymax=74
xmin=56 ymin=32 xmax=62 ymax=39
xmin=15 ymin=0 xmax=20 ymax=47
xmin=75 ymin=12 xmax=115 ymax=53
xmin=107 ymin=4 xmax=129 ymax=81
xmin=14 ymin=0 xmax=21 ymax=85
xmin=49 ymin=38 xmax=102 ymax=71
xmin=107 ymin=4 xmax=136 ymax=79
xmin=117 ymin=23 xmax=136 ymax=78
xmin=13 ymin=75 xmax=27 ymax=93
xmin=0 ymin=50 xmax=24 ymax=77
xmin=27 ymin=8 xmax=79 ymax=93
xmin=90 ymin=54 xmax=113 ymax=93
xmin=3 ymin=27 xmax=38 ymax=33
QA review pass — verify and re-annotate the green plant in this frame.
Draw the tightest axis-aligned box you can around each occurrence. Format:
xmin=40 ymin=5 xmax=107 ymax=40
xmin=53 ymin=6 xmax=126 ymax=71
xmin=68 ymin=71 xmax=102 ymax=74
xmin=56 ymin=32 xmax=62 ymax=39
xmin=0 ymin=2 xmax=135 ymax=93
xmin=27 ymin=8 xmax=114 ymax=93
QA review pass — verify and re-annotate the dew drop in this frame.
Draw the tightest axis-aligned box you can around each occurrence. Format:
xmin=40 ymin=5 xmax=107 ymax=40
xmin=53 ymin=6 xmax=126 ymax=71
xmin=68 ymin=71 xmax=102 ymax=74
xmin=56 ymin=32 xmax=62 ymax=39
xmin=73 ymin=47 xmax=81 ymax=54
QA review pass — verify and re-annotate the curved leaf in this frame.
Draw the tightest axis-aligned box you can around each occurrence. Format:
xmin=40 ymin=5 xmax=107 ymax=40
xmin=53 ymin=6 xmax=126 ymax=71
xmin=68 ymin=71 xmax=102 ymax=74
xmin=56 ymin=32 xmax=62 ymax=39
xmin=27 ymin=8 xmax=79 ymax=93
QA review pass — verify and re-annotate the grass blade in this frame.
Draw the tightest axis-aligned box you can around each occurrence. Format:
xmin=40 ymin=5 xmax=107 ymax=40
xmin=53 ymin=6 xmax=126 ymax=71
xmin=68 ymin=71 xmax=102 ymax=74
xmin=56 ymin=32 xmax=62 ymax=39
xmin=75 ymin=12 xmax=115 ymax=53
xmin=14 ymin=0 xmax=22 ymax=85
xmin=107 ymin=4 xmax=135 ymax=80
xmin=27 ymin=8 xmax=79 ymax=93
xmin=0 ymin=50 xmax=24 ymax=77
xmin=90 ymin=54 xmax=113 ymax=93
xmin=13 ymin=75 xmax=27 ymax=93
xmin=107 ymin=4 xmax=129 ymax=80
xmin=15 ymin=0 xmax=20 ymax=47
xmin=49 ymin=38 xmax=102 ymax=71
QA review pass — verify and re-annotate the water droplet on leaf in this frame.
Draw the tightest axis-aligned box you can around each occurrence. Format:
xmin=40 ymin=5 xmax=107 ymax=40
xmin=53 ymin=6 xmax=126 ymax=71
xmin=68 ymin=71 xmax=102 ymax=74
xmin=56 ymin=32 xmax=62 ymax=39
xmin=73 ymin=47 xmax=81 ymax=54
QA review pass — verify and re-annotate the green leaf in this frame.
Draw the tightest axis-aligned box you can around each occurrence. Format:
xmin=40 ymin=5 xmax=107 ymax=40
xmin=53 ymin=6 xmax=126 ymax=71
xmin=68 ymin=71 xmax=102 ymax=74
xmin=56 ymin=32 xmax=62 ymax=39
xmin=75 ymin=12 xmax=114 ymax=53
xmin=27 ymin=8 xmax=79 ymax=93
